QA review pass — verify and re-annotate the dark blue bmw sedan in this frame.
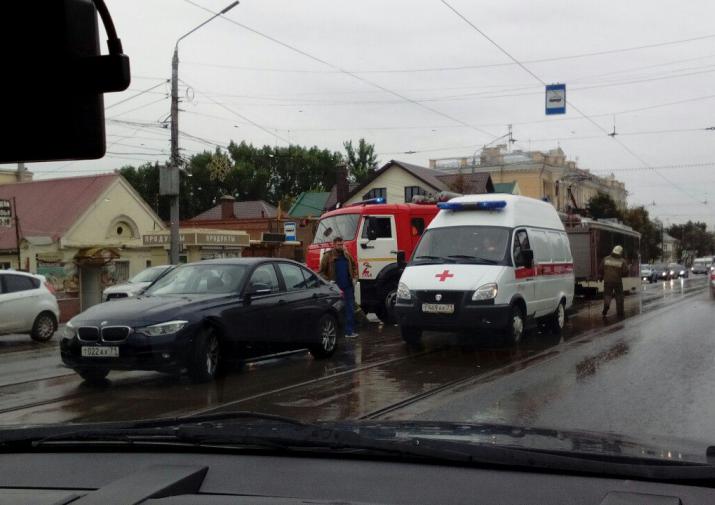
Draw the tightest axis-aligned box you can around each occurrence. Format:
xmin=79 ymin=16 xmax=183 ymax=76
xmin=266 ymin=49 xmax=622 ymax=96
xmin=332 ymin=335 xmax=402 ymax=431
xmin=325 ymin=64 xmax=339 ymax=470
xmin=60 ymin=258 xmax=345 ymax=383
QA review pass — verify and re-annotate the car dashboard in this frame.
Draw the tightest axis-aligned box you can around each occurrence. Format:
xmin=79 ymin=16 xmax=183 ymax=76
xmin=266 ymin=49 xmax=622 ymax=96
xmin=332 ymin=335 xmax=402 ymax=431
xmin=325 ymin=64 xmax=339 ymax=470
xmin=0 ymin=450 xmax=714 ymax=504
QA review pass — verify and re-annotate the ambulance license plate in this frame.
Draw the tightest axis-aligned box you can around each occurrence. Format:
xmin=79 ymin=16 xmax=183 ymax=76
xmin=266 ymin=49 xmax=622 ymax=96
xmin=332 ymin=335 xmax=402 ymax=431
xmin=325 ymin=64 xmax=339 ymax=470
xmin=81 ymin=346 xmax=119 ymax=358
xmin=421 ymin=303 xmax=455 ymax=314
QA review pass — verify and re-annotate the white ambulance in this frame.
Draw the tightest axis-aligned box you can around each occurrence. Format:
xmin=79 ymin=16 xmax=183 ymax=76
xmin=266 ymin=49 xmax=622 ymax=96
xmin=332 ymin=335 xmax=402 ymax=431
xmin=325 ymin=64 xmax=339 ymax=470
xmin=394 ymin=194 xmax=574 ymax=345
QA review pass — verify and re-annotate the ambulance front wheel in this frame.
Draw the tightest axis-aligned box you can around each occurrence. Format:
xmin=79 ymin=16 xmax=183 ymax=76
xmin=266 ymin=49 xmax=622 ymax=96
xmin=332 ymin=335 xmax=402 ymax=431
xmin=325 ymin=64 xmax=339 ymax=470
xmin=400 ymin=326 xmax=422 ymax=346
xmin=503 ymin=304 xmax=525 ymax=345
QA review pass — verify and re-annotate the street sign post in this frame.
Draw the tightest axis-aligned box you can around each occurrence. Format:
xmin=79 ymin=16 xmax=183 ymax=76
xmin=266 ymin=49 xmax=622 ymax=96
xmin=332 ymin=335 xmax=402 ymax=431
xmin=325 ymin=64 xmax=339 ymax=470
xmin=545 ymin=83 xmax=566 ymax=115
xmin=0 ymin=199 xmax=11 ymax=228
xmin=283 ymin=221 xmax=297 ymax=241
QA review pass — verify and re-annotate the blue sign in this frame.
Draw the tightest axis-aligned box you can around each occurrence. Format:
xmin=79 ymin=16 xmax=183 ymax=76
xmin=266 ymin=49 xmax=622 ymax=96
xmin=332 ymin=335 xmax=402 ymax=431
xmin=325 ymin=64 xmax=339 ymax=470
xmin=545 ymin=83 xmax=566 ymax=115
xmin=283 ymin=221 xmax=297 ymax=241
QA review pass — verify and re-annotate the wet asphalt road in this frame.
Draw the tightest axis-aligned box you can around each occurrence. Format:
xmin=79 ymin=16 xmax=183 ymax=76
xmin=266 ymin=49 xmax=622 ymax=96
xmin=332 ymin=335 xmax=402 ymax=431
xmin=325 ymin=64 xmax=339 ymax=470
xmin=0 ymin=276 xmax=709 ymax=443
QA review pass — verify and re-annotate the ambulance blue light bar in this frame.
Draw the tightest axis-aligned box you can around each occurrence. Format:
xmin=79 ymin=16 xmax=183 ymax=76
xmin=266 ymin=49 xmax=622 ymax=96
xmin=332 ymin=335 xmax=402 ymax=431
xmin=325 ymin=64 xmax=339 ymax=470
xmin=437 ymin=200 xmax=507 ymax=211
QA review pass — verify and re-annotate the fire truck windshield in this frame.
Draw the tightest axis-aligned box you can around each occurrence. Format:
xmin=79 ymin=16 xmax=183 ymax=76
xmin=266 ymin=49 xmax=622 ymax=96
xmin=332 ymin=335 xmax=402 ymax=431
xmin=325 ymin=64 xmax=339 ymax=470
xmin=313 ymin=214 xmax=361 ymax=244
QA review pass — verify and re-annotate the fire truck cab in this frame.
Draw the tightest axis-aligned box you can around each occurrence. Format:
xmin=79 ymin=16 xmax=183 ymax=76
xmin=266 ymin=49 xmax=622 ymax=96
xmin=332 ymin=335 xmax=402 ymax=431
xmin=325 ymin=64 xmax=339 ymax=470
xmin=307 ymin=199 xmax=439 ymax=323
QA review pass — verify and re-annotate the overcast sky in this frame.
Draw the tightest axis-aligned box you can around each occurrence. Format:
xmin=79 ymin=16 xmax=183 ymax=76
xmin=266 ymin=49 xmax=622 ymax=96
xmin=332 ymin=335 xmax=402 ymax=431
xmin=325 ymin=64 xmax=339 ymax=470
xmin=4 ymin=0 xmax=715 ymax=226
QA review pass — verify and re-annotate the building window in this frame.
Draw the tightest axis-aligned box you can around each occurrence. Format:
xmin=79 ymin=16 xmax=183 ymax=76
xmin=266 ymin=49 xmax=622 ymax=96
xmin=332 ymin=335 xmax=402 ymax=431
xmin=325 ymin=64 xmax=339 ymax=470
xmin=404 ymin=186 xmax=428 ymax=202
xmin=363 ymin=188 xmax=386 ymax=202
xmin=113 ymin=261 xmax=130 ymax=283
xmin=0 ymin=262 xmax=10 ymax=270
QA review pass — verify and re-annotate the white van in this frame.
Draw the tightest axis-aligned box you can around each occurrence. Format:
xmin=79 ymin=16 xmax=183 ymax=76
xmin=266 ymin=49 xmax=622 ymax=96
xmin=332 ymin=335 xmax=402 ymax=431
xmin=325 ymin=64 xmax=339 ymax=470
xmin=394 ymin=194 xmax=574 ymax=345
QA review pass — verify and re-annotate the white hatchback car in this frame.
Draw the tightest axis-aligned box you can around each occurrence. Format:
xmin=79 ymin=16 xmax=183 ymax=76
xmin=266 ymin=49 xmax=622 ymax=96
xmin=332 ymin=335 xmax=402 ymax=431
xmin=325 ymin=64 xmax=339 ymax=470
xmin=0 ymin=270 xmax=60 ymax=341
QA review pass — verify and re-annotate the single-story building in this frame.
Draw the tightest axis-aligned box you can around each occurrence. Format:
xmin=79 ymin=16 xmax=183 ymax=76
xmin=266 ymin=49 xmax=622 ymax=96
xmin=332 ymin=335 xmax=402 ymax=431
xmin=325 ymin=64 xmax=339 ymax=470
xmin=0 ymin=173 xmax=168 ymax=319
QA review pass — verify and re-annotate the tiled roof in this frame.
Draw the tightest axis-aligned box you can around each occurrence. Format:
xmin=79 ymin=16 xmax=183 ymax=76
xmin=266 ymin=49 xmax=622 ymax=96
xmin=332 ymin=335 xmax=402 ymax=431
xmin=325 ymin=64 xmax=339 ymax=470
xmin=434 ymin=172 xmax=494 ymax=194
xmin=0 ymin=174 xmax=117 ymax=251
xmin=190 ymin=200 xmax=278 ymax=221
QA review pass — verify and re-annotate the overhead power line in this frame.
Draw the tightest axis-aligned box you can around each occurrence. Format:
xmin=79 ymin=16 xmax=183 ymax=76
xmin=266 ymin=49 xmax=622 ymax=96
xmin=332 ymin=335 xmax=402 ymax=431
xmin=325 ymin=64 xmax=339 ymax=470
xmin=182 ymin=33 xmax=715 ymax=74
xmin=181 ymin=0 xmax=498 ymax=142
xmin=105 ymin=80 xmax=169 ymax=110
xmin=440 ymin=0 xmax=704 ymax=205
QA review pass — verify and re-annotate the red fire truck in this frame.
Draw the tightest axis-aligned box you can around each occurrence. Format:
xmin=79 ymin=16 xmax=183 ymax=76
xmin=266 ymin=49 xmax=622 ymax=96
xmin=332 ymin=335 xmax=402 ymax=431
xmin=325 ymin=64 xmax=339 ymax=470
xmin=306 ymin=198 xmax=440 ymax=323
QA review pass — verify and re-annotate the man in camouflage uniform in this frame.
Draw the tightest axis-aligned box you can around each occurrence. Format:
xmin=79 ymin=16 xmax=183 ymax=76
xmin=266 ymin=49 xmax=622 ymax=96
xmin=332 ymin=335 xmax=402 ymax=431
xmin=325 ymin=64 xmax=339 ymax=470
xmin=602 ymin=245 xmax=629 ymax=317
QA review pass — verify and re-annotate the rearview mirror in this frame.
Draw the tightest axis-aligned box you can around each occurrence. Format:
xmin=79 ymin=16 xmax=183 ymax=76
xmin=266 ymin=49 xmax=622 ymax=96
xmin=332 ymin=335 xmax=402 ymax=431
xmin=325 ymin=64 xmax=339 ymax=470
xmin=2 ymin=1 xmax=131 ymax=163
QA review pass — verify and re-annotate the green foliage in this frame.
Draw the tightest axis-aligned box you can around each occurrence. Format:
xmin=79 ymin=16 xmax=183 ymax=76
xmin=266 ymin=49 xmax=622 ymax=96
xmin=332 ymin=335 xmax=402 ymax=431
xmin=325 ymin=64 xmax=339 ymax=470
xmin=621 ymin=206 xmax=662 ymax=263
xmin=343 ymin=138 xmax=377 ymax=183
xmin=586 ymin=192 xmax=622 ymax=220
xmin=118 ymin=141 xmax=344 ymax=220
xmin=667 ymin=221 xmax=715 ymax=261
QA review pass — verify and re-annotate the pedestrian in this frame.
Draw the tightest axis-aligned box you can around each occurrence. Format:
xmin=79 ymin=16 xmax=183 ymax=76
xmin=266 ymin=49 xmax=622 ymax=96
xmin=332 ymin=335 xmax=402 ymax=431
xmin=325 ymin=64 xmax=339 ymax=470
xmin=319 ymin=236 xmax=359 ymax=338
xmin=601 ymin=245 xmax=629 ymax=317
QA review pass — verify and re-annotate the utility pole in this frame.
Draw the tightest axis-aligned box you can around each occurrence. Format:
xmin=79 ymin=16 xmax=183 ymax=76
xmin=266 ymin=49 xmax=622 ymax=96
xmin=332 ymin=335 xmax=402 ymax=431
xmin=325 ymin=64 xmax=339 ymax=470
xmin=164 ymin=1 xmax=239 ymax=265
xmin=13 ymin=197 xmax=20 ymax=270
xmin=16 ymin=162 xmax=25 ymax=182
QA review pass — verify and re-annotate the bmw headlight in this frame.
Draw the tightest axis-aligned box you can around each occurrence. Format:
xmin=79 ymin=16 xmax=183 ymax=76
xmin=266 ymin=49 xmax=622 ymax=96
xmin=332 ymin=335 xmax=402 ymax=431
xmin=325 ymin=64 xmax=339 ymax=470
xmin=396 ymin=282 xmax=411 ymax=301
xmin=680 ymin=270 xmax=685 ymax=275
xmin=472 ymin=283 xmax=498 ymax=301
xmin=142 ymin=320 xmax=188 ymax=336
xmin=63 ymin=321 xmax=75 ymax=338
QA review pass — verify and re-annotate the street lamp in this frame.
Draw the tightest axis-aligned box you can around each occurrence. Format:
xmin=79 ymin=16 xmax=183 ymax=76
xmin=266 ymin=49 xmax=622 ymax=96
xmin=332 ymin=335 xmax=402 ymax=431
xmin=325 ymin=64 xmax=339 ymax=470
xmin=164 ymin=1 xmax=239 ymax=265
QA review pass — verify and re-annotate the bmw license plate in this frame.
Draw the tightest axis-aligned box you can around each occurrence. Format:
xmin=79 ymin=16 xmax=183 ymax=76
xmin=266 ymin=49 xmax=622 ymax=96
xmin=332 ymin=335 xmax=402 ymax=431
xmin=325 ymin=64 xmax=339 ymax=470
xmin=81 ymin=346 xmax=119 ymax=358
xmin=422 ymin=303 xmax=455 ymax=314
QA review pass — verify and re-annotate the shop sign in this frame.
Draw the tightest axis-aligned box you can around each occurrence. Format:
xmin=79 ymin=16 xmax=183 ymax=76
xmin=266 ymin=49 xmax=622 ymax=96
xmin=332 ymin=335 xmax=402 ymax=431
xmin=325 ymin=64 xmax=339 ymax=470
xmin=196 ymin=232 xmax=250 ymax=247
xmin=142 ymin=233 xmax=195 ymax=246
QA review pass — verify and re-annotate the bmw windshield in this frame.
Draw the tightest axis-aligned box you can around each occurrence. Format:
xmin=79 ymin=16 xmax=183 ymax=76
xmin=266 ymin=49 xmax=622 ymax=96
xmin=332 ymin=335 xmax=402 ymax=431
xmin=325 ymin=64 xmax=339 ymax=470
xmin=144 ymin=264 xmax=248 ymax=296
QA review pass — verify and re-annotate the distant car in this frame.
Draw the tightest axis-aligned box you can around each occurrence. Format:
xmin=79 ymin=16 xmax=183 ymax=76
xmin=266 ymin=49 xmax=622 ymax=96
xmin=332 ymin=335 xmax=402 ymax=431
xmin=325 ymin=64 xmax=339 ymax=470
xmin=103 ymin=265 xmax=174 ymax=301
xmin=0 ymin=270 xmax=60 ymax=342
xmin=640 ymin=264 xmax=656 ymax=283
xmin=61 ymin=258 xmax=345 ymax=383
xmin=667 ymin=263 xmax=688 ymax=279
xmin=691 ymin=257 xmax=712 ymax=274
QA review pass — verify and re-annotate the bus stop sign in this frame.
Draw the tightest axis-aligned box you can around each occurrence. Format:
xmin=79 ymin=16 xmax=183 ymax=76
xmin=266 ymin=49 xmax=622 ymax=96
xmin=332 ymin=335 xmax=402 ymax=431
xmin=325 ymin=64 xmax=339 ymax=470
xmin=545 ymin=84 xmax=566 ymax=115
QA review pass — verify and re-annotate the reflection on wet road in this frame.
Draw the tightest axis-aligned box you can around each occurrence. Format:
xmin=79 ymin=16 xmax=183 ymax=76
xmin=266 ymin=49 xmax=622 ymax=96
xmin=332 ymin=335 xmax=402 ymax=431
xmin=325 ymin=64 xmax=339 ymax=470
xmin=0 ymin=276 xmax=708 ymax=439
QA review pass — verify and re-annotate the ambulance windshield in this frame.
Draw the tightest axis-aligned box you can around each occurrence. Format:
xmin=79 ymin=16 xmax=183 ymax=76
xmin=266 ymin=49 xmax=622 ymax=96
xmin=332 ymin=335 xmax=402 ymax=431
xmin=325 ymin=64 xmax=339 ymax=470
xmin=413 ymin=226 xmax=510 ymax=264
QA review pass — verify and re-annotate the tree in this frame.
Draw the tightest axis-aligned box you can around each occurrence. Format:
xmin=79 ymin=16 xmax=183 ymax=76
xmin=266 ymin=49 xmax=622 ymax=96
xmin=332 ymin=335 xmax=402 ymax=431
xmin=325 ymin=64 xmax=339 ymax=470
xmin=343 ymin=138 xmax=377 ymax=183
xmin=118 ymin=141 xmax=345 ymax=221
xmin=667 ymin=221 xmax=715 ymax=262
xmin=586 ymin=192 xmax=622 ymax=220
xmin=621 ymin=206 xmax=662 ymax=263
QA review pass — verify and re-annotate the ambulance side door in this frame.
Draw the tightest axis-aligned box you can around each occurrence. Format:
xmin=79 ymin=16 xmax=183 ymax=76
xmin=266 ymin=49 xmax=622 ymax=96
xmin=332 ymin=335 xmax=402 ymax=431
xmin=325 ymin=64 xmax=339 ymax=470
xmin=511 ymin=228 xmax=536 ymax=317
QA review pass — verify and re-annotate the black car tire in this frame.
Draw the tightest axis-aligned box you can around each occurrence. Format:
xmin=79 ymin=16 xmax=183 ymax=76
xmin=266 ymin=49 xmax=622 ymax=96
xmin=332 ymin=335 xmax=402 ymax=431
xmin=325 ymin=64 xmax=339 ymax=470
xmin=309 ymin=313 xmax=338 ymax=359
xmin=30 ymin=312 xmax=57 ymax=342
xmin=400 ymin=325 xmax=422 ymax=346
xmin=376 ymin=286 xmax=397 ymax=324
xmin=77 ymin=368 xmax=109 ymax=383
xmin=503 ymin=304 xmax=525 ymax=345
xmin=549 ymin=300 xmax=566 ymax=333
xmin=187 ymin=328 xmax=221 ymax=383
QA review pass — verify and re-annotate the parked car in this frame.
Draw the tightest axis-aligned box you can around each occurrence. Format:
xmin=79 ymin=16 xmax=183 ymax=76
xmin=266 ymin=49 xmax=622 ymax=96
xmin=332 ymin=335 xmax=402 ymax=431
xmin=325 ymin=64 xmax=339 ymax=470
xmin=61 ymin=258 xmax=345 ymax=383
xmin=640 ymin=264 xmax=656 ymax=283
xmin=102 ymin=264 xmax=174 ymax=301
xmin=0 ymin=270 xmax=60 ymax=342
xmin=667 ymin=263 xmax=688 ymax=279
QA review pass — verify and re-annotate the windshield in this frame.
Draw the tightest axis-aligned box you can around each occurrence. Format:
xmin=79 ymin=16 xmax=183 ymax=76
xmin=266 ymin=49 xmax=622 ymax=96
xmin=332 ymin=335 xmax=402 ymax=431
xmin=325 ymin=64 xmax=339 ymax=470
xmin=413 ymin=226 xmax=510 ymax=263
xmin=144 ymin=264 xmax=247 ymax=295
xmin=313 ymin=214 xmax=360 ymax=244
xmin=6 ymin=0 xmax=715 ymax=477
xmin=129 ymin=266 xmax=170 ymax=283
